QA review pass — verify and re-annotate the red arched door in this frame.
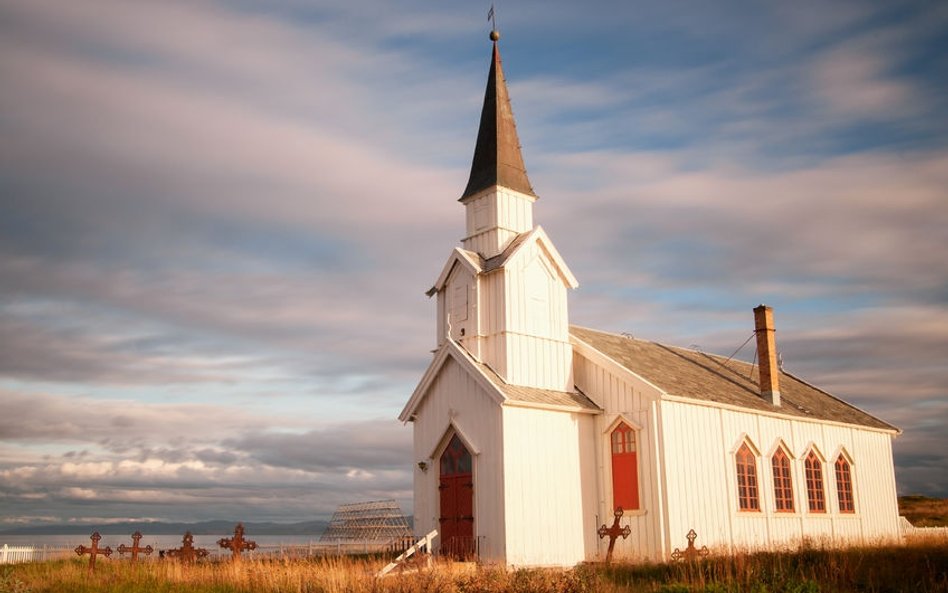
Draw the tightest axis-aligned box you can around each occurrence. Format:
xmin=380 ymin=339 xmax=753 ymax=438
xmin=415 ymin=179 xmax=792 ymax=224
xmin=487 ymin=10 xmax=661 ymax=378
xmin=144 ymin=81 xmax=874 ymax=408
xmin=439 ymin=433 xmax=474 ymax=559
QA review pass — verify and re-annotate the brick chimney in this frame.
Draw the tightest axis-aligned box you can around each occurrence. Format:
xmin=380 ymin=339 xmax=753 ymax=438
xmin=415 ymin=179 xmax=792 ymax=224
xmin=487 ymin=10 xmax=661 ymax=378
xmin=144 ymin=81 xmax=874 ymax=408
xmin=753 ymin=305 xmax=781 ymax=406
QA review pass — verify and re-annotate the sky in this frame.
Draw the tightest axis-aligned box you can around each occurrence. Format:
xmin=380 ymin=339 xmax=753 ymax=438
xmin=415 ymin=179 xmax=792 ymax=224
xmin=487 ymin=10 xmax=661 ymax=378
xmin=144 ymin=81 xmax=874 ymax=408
xmin=1 ymin=0 xmax=946 ymax=528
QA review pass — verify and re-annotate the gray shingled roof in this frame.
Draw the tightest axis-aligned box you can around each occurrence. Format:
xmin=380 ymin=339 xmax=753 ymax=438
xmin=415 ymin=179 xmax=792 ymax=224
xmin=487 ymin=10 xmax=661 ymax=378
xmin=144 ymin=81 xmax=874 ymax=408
xmin=481 ymin=233 xmax=529 ymax=273
xmin=473 ymin=358 xmax=600 ymax=412
xmin=571 ymin=325 xmax=896 ymax=431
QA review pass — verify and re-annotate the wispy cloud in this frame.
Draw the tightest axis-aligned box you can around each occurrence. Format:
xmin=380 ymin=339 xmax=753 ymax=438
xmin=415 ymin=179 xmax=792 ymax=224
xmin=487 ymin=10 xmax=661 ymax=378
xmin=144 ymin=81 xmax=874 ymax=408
xmin=0 ymin=0 xmax=945 ymax=527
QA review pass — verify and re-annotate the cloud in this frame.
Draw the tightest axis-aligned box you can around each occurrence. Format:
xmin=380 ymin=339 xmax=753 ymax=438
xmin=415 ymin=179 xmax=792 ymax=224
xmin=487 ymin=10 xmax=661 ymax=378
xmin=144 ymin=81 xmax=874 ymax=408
xmin=812 ymin=47 xmax=916 ymax=120
xmin=0 ymin=389 xmax=274 ymax=445
xmin=0 ymin=300 xmax=268 ymax=386
xmin=0 ymin=0 xmax=946 ymax=530
xmin=226 ymin=420 xmax=412 ymax=473
xmin=543 ymin=150 xmax=948 ymax=301
xmin=0 ymin=389 xmax=412 ymax=524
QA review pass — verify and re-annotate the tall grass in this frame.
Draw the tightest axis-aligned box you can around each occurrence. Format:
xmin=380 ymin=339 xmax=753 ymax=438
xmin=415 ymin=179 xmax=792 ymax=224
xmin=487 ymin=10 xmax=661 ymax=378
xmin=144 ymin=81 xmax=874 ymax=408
xmin=3 ymin=539 xmax=946 ymax=593
xmin=602 ymin=539 xmax=948 ymax=592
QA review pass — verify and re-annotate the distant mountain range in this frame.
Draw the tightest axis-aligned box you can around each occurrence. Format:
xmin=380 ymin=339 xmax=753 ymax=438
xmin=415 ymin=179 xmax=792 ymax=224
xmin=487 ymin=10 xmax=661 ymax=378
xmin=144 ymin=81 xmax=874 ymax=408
xmin=0 ymin=519 xmax=329 ymax=536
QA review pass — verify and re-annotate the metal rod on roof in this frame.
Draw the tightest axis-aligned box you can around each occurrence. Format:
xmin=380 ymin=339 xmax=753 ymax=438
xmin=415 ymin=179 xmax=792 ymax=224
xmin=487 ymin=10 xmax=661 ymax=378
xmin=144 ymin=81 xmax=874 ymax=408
xmin=723 ymin=332 xmax=756 ymax=368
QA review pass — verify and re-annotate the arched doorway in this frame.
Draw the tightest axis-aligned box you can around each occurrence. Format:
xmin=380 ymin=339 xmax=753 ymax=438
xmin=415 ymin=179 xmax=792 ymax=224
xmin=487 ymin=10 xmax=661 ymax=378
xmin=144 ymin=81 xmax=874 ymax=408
xmin=439 ymin=433 xmax=474 ymax=559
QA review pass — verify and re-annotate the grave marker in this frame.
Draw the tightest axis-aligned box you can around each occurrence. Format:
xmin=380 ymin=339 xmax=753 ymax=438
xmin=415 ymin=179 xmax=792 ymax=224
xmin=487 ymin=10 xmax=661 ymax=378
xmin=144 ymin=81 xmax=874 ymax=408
xmin=597 ymin=508 xmax=632 ymax=563
xmin=218 ymin=523 xmax=257 ymax=561
xmin=117 ymin=531 xmax=154 ymax=562
xmin=74 ymin=531 xmax=112 ymax=572
xmin=165 ymin=531 xmax=209 ymax=564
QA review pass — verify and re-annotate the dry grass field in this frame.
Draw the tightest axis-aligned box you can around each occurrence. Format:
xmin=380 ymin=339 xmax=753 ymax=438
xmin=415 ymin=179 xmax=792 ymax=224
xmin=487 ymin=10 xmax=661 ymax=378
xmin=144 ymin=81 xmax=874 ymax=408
xmin=900 ymin=495 xmax=948 ymax=527
xmin=2 ymin=538 xmax=947 ymax=593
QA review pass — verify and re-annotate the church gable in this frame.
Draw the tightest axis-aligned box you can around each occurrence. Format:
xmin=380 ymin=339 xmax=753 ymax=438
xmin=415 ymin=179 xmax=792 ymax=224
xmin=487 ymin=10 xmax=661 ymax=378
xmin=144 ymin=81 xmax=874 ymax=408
xmin=399 ymin=340 xmax=503 ymax=423
xmin=505 ymin=240 xmax=568 ymax=341
xmin=430 ymin=248 xmax=481 ymax=296
xmin=572 ymin=333 xmax=665 ymax=411
xmin=400 ymin=336 xmax=597 ymax=424
xmin=482 ymin=226 xmax=578 ymax=289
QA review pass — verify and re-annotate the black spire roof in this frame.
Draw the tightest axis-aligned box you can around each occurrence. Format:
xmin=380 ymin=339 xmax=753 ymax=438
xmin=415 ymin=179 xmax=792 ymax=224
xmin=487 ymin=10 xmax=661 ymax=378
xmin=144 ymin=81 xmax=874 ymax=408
xmin=460 ymin=34 xmax=536 ymax=201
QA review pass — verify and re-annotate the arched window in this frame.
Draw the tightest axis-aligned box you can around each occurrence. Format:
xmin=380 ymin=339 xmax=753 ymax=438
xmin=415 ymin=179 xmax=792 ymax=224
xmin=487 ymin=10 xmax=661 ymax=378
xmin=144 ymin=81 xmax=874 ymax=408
xmin=440 ymin=433 xmax=472 ymax=476
xmin=804 ymin=450 xmax=826 ymax=513
xmin=736 ymin=443 xmax=760 ymax=511
xmin=610 ymin=422 xmax=639 ymax=511
xmin=835 ymin=454 xmax=855 ymax=513
xmin=771 ymin=447 xmax=794 ymax=512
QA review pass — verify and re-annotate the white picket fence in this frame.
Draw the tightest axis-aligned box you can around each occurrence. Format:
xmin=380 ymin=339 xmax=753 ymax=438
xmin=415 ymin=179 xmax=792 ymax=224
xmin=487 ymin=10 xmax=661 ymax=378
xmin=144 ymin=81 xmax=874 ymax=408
xmin=1 ymin=544 xmax=75 ymax=564
xmin=1 ymin=539 xmax=414 ymax=564
xmin=899 ymin=516 xmax=948 ymax=539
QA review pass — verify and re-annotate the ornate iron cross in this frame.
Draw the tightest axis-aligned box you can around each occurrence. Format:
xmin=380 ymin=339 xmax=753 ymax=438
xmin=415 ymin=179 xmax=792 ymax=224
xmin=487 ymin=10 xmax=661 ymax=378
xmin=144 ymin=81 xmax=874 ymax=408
xmin=218 ymin=523 xmax=257 ymax=560
xmin=597 ymin=507 xmax=632 ymax=563
xmin=74 ymin=531 xmax=112 ymax=572
xmin=117 ymin=531 xmax=154 ymax=562
xmin=165 ymin=531 xmax=209 ymax=564
xmin=670 ymin=529 xmax=709 ymax=562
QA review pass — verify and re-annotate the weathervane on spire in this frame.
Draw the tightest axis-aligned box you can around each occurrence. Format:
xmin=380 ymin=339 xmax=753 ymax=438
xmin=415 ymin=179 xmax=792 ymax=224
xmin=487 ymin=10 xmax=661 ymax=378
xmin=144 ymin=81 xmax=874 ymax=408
xmin=488 ymin=4 xmax=499 ymax=40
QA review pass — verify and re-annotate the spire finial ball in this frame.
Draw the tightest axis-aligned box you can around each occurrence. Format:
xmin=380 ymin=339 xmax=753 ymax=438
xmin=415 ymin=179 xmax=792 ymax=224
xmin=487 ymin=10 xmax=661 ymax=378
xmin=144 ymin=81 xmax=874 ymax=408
xmin=490 ymin=30 xmax=500 ymax=41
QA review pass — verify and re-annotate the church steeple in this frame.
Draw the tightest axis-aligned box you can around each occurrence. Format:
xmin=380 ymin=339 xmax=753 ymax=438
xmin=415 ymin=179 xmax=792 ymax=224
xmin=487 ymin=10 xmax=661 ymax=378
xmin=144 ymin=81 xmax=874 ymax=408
xmin=429 ymin=28 xmax=576 ymax=392
xmin=460 ymin=31 xmax=536 ymax=201
xmin=459 ymin=31 xmax=539 ymax=261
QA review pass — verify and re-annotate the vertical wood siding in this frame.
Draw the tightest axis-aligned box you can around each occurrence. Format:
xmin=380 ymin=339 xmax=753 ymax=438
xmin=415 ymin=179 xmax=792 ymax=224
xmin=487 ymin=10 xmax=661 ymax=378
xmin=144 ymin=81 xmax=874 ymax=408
xmin=498 ymin=243 xmax=572 ymax=391
xmin=660 ymin=400 xmax=735 ymax=554
xmin=444 ymin=266 xmax=475 ymax=346
xmin=411 ymin=357 xmax=507 ymax=562
xmin=475 ymin=238 xmax=573 ymax=391
xmin=572 ymin=351 xmax=664 ymax=562
xmin=659 ymin=400 xmax=901 ymax=557
xmin=477 ymin=270 xmax=507 ymax=378
xmin=502 ymin=405 xmax=597 ymax=566
xmin=462 ymin=188 xmax=535 ymax=258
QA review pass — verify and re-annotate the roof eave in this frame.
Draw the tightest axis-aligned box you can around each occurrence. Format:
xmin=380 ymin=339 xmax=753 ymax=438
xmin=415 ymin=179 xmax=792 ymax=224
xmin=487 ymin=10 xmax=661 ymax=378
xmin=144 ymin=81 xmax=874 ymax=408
xmin=399 ymin=339 xmax=507 ymax=422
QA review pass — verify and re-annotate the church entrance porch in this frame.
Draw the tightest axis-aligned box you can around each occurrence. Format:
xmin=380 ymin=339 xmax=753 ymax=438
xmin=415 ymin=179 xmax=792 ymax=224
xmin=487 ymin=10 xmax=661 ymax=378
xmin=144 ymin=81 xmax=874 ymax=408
xmin=439 ymin=433 xmax=475 ymax=559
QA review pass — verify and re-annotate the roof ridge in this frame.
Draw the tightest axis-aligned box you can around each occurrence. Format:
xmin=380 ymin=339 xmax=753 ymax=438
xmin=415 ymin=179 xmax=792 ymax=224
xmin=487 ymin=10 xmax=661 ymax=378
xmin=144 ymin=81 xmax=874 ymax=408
xmin=569 ymin=324 xmax=650 ymax=343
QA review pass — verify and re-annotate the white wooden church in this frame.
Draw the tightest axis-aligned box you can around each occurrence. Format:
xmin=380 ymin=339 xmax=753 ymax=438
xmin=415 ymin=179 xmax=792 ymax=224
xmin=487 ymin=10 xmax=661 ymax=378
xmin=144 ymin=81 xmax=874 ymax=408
xmin=399 ymin=33 xmax=902 ymax=567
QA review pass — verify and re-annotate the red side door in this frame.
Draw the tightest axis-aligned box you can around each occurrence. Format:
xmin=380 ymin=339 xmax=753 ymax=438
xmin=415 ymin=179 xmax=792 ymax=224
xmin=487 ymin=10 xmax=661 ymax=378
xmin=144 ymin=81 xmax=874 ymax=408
xmin=439 ymin=434 xmax=474 ymax=559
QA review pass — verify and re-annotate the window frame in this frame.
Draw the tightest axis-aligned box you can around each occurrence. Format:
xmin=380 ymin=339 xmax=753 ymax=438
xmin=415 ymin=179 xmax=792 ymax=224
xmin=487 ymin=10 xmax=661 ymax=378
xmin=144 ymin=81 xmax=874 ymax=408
xmin=835 ymin=453 xmax=855 ymax=514
xmin=609 ymin=421 xmax=640 ymax=512
xmin=735 ymin=442 xmax=761 ymax=512
xmin=804 ymin=449 xmax=826 ymax=513
xmin=771 ymin=446 xmax=795 ymax=513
